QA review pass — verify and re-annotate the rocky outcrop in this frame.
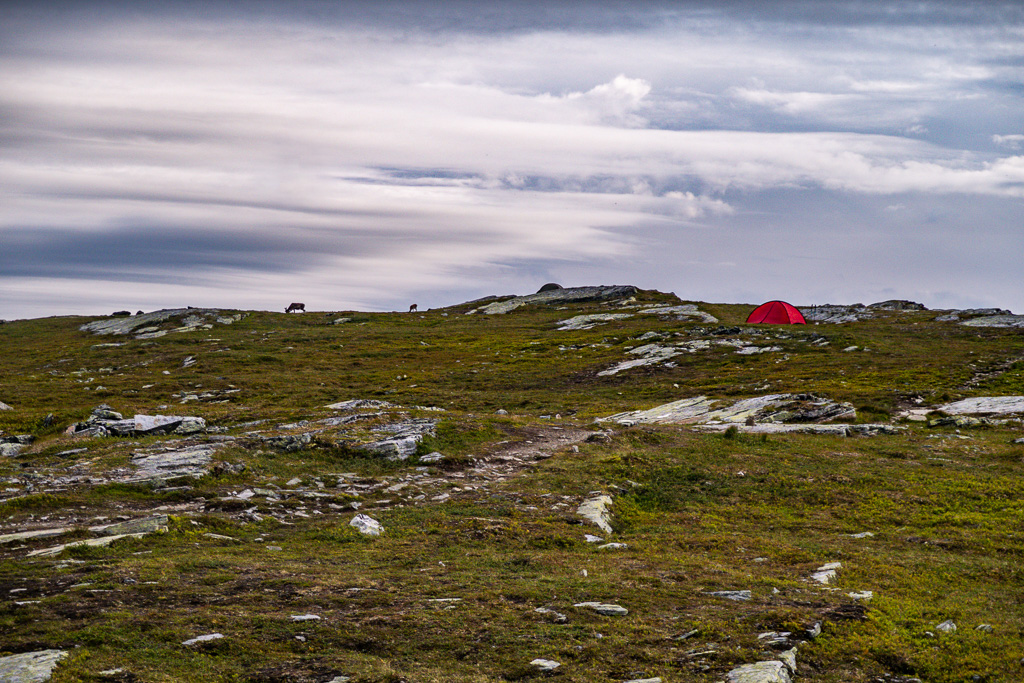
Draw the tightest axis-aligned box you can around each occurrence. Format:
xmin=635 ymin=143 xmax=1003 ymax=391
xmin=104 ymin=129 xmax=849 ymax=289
xmin=0 ymin=649 xmax=67 ymax=682
xmin=79 ymin=308 xmax=243 ymax=339
xmin=577 ymin=495 xmax=614 ymax=533
xmin=557 ymin=313 xmax=634 ymax=330
xmin=959 ymin=314 xmax=1024 ymax=328
xmin=936 ymin=396 xmax=1024 ymax=416
xmin=0 ymin=401 xmax=12 ymax=411
xmin=65 ymin=405 xmax=206 ymax=438
xmin=604 ymin=394 xmax=855 ymax=426
xmin=467 ymin=285 xmax=638 ymax=315
xmin=128 ymin=443 xmax=225 ymax=482
xmin=638 ymin=304 xmax=719 ymax=323
xmin=356 ymin=419 xmax=437 ymax=461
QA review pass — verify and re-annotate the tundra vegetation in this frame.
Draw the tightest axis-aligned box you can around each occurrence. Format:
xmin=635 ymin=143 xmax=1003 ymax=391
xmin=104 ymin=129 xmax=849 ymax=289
xmin=0 ymin=290 xmax=1022 ymax=682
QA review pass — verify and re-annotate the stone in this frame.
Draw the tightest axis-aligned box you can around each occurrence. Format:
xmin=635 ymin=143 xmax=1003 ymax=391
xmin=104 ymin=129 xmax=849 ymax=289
xmin=847 ymin=591 xmax=873 ymax=600
xmin=350 ymin=514 xmax=383 ymax=536
xmin=324 ymin=399 xmax=395 ymax=411
xmin=811 ymin=562 xmax=841 ymax=584
xmin=470 ymin=285 xmax=638 ymax=315
xmin=574 ymin=601 xmax=628 ymax=616
xmin=90 ymin=515 xmax=169 ymax=536
xmin=1 ymin=443 xmax=24 ymax=457
xmin=799 ymin=304 xmax=872 ymax=324
xmin=358 ymin=435 xmax=420 ymax=460
xmin=598 ymin=542 xmax=628 ymax=550
xmin=129 ymin=443 xmax=222 ymax=482
xmin=597 ymin=344 xmax=683 ymax=376
xmin=534 ymin=607 xmax=568 ymax=623
xmin=419 ymin=451 xmax=445 ymax=463
xmin=623 ymin=678 xmax=662 ymax=683
xmin=936 ymin=620 xmax=957 ymax=633
xmin=182 ymin=633 xmax=224 ymax=646
xmin=0 ymin=528 xmax=72 ymax=545
xmin=262 ymin=433 xmax=313 ymax=452
xmin=976 ymin=624 xmax=993 ymax=633
xmin=530 ymin=659 xmax=560 ymax=672
xmin=27 ymin=532 xmax=153 ymax=557
xmin=937 ymin=396 xmax=1024 ymax=416
xmin=960 ymin=315 xmax=1024 ymax=328
xmin=639 ymin=304 xmax=718 ymax=323
xmin=0 ymin=649 xmax=68 ymax=683
xmin=577 ymin=495 xmax=614 ymax=534
xmin=290 ymin=614 xmax=321 ymax=622
xmin=849 ymin=532 xmax=875 ymax=539
xmin=0 ymin=401 xmax=12 ymax=411
xmin=869 ymin=300 xmax=926 ymax=311
xmin=557 ymin=313 xmax=634 ymax=330
xmin=725 ymin=660 xmax=791 ymax=683
xmin=777 ymin=648 xmax=798 ymax=675
xmin=604 ymin=393 xmax=855 ymax=427
xmin=707 ymin=590 xmax=751 ymax=601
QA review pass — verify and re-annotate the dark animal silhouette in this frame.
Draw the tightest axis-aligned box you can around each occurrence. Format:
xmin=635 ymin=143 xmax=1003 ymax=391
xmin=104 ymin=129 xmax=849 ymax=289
xmin=409 ymin=304 xmax=418 ymax=312
xmin=286 ymin=303 xmax=306 ymax=313
xmin=111 ymin=310 xmax=131 ymax=316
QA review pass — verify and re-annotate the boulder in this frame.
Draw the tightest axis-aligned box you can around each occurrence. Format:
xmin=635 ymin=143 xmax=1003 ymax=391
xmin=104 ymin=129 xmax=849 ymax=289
xmin=604 ymin=394 xmax=855 ymax=427
xmin=0 ymin=401 xmax=12 ymax=411
xmin=724 ymin=660 xmax=791 ymax=683
xmin=350 ymin=514 xmax=383 ymax=536
xmin=937 ymin=396 xmax=1024 ymax=416
xmin=573 ymin=601 xmax=628 ymax=616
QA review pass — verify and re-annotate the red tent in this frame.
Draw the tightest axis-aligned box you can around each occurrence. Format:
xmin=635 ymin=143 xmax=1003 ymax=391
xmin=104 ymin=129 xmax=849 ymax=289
xmin=746 ymin=300 xmax=806 ymax=324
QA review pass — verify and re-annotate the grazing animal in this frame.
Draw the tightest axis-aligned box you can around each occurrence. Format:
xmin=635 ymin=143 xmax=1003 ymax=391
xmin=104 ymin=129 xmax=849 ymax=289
xmin=409 ymin=304 xmax=418 ymax=312
xmin=286 ymin=303 xmax=306 ymax=313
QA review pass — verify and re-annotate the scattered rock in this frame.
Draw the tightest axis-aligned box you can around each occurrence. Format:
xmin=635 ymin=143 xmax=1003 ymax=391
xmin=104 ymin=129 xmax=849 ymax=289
xmin=1 ymin=443 xmax=24 ymax=457
xmin=577 ymin=495 xmax=614 ymax=534
xmin=0 ymin=649 xmax=68 ymax=683
xmin=182 ymin=633 xmax=225 ymax=647
xmin=936 ymin=620 xmax=957 ymax=633
xmin=623 ymin=678 xmax=662 ymax=683
xmin=557 ymin=313 xmax=635 ymax=330
xmin=706 ymin=590 xmax=752 ymax=601
xmin=976 ymin=624 xmax=993 ymax=633
xmin=90 ymin=515 xmax=169 ymax=536
xmin=639 ymin=304 xmax=718 ymax=323
xmin=350 ymin=514 xmax=383 ymax=536
xmin=534 ymin=607 xmax=568 ymax=623
xmin=847 ymin=591 xmax=874 ymax=600
xmin=129 ymin=443 xmax=224 ymax=482
xmin=725 ymin=660 xmax=791 ymax=683
xmin=574 ymin=601 xmax=628 ymax=616
xmin=530 ymin=658 xmax=561 ymax=672
xmin=0 ymin=401 xmax=12 ymax=411
xmin=811 ymin=562 xmax=841 ymax=584
xmin=598 ymin=344 xmax=683 ymax=376
xmin=420 ymin=451 xmax=445 ymax=463
xmin=80 ymin=308 xmax=239 ymax=338
xmin=290 ymin=614 xmax=321 ymax=622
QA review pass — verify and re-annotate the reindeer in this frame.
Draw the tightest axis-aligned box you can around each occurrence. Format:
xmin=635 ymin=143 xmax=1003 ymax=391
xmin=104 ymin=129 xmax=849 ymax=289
xmin=285 ymin=303 xmax=306 ymax=313
xmin=409 ymin=304 xmax=418 ymax=312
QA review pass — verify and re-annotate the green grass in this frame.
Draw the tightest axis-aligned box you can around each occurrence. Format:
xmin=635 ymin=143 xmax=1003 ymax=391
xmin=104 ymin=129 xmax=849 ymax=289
xmin=1 ymin=292 xmax=1023 ymax=681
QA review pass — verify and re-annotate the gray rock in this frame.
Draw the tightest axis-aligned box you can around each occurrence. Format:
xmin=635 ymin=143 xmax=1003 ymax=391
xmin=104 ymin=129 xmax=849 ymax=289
xmin=262 ymin=433 xmax=313 ymax=452
xmin=91 ymin=515 xmax=169 ymax=536
xmin=0 ymin=528 xmax=73 ymax=545
xmin=420 ymin=451 xmax=445 ymax=463
xmin=574 ymin=601 xmax=628 ymax=616
xmin=182 ymin=633 xmax=224 ymax=646
xmin=597 ymin=344 xmax=683 ymax=376
xmin=129 ymin=443 xmax=222 ymax=482
xmin=290 ymin=614 xmax=321 ymax=622
xmin=623 ymin=678 xmax=662 ymax=683
xmin=936 ymin=619 xmax=957 ymax=633
xmin=869 ymin=300 xmax=926 ymax=311
xmin=557 ymin=313 xmax=635 ymax=330
xmin=799 ymin=304 xmax=872 ymax=324
xmin=725 ymin=660 xmax=791 ymax=683
xmin=1013 ymin=437 xmax=1024 ymax=445
xmin=707 ymin=590 xmax=752 ymax=601
xmin=1 ymin=443 xmax=24 ymax=457
xmin=604 ymin=393 xmax=855 ymax=427
xmin=530 ymin=658 xmax=560 ymax=672
xmin=577 ymin=495 xmax=614 ymax=534
xmin=350 ymin=514 xmax=383 ymax=536
xmin=976 ymin=624 xmax=993 ymax=633
xmin=324 ymin=399 xmax=396 ymax=411
xmin=0 ymin=401 xmax=12 ymax=411
xmin=27 ymin=531 xmax=154 ymax=557
xmin=960 ymin=315 xmax=1024 ymax=328
xmin=0 ymin=649 xmax=68 ymax=683
xmin=811 ymin=562 xmax=841 ymax=584
xmin=937 ymin=396 xmax=1024 ymax=416
xmin=471 ymin=285 xmax=638 ymax=315
xmin=534 ymin=607 xmax=568 ymax=623
xmin=358 ymin=435 xmax=420 ymax=460
xmin=777 ymin=648 xmax=798 ymax=675
xmin=639 ymin=304 xmax=718 ymax=323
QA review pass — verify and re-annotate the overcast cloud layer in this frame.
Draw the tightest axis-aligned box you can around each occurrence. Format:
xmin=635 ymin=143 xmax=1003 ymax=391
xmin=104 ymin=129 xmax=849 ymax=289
xmin=2 ymin=1 xmax=1022 ymax=319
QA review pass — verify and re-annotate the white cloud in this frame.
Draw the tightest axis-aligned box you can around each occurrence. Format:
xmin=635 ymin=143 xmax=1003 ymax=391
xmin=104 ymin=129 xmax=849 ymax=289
xmin=993 ymin=134 xmax=1024 ymax=149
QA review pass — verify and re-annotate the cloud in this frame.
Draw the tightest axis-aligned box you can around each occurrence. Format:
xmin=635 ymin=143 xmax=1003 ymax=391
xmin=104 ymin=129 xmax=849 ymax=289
xmin=993 ymin=134 xmax=1024 ymax=149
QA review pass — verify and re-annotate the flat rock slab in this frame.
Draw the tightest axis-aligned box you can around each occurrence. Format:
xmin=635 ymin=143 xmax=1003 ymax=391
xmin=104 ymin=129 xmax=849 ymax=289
xmin=725 ymin=660 xmax=792 ymax=683
xmin=128 ymin=443 xmax=223 ymax=482
xmin=937 ymin=396 xmax=1024 ymax=415
xmin=574 ymin=601 xmax=628 ymax=616
xmin=604 ymin=394 xmax=855 ymax=426
xmin=557 ymin=313 xmax=634 ymax=330
xmin=470 ymin=285 xmax=638 ymax=315
xmin=0 ymin=528 xmax=72 ymax=545
xmin=960 ymin=315 xmax=1024 ymax=328
xmin=598 ymin=344 xmax=682 ymax=376
xmin=639 ymin=304 xmax=718 ymax=323
xmin=0 ymin=650 xmax=68 ymax=682
xmin=27 ymin=531 xmax=154 ymax=557
xmin=577 ymin=495 xmax=613 ymax=534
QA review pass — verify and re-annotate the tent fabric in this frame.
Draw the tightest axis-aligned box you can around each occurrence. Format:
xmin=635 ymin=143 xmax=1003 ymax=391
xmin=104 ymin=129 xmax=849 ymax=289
xmin=746 ymin=300 xmax=806 ymax=324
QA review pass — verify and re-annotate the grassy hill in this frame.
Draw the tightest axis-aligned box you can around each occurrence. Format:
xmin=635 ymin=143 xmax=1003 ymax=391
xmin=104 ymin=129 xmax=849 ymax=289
xmin=1 ymin=289 xmax=1022 ymax=682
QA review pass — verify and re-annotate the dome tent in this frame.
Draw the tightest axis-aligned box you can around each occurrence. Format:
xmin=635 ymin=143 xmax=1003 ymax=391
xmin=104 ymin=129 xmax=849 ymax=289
xmin=746 ymin=300 xmax=806 ymax=324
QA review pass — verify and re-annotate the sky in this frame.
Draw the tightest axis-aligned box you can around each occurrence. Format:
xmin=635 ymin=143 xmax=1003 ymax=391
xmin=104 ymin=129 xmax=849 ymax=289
xmin=2 ymin=0 xmax=1023 ymax=320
